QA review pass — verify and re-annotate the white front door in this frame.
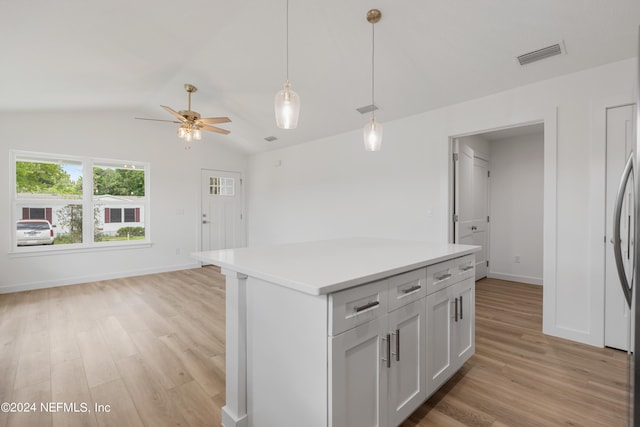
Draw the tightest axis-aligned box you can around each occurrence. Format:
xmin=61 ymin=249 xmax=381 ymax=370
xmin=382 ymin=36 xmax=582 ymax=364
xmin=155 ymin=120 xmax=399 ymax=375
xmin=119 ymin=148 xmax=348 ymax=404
xmin=454 ymin=140 xmax=489 ymax=279
xmin=605 ymin=103 xmax=636 ymax=351
xmin=201 ymin=169 xmax=244 ymax=253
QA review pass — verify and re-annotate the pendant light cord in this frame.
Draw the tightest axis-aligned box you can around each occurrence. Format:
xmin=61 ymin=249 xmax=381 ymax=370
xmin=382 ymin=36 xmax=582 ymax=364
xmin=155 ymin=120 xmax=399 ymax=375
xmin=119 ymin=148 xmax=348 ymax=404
xmin=286 ymin=0 xmax=290 ymax=81
xmin=371 ymin=21 xmax=375 ymax=119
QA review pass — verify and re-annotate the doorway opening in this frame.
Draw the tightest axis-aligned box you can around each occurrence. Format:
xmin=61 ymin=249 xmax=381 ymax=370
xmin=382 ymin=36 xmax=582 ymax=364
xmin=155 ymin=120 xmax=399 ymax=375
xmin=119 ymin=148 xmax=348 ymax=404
xmin=450 ymin=123 xmax=545 ymax=288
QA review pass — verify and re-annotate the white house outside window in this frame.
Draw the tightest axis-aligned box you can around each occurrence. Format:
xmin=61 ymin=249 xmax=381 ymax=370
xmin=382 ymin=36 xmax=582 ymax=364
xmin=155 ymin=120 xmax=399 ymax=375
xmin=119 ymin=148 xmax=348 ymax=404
xmin=12 ymin=151 xmax=150 ymax=251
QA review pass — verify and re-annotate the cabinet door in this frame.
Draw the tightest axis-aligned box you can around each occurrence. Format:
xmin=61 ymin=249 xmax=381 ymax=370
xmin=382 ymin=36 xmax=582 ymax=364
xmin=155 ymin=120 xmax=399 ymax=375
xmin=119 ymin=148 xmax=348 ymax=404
xmin=425 ymin=287 xmax=454 ymax=396
xmin=329 ymin=315 xmax=388 ymax=427
xmin=452 ymin=279 xmax=475 ymax=367
xmin=388 ymin=299 xmax=426 ymax=426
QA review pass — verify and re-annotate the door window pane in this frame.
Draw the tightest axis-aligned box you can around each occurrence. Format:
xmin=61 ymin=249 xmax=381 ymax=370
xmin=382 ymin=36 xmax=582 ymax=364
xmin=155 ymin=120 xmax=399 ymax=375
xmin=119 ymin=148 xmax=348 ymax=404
xmin=209 ymin=176 xmax=235 ymax=196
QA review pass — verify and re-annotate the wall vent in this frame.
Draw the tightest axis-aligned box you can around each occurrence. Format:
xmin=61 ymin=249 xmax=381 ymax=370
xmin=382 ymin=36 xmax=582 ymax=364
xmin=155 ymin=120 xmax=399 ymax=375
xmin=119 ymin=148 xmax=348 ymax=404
xmin=264 ymin=136 xmax=278 ymax=142
xmin=517 ymin=42 xmax=564 ymax=66
xmin=356 ymin=104 xmax=378 ymax=114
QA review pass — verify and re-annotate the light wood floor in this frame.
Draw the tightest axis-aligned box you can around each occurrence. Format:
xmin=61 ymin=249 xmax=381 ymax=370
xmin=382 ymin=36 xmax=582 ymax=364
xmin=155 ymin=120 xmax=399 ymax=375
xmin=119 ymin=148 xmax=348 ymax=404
xmin=0 ymin=270 xmax=628 ymax=427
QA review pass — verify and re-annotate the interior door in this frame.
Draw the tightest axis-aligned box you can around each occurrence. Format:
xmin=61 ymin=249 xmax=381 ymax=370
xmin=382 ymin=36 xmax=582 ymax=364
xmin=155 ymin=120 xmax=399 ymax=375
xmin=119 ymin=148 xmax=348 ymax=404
xmin=454 ymin=141 xmax=474 ymax=246
xmin=453 ymin=139 xmax=489 ymax=279
xmin=201 ymin=169 xmax=244 ymax=253
xmin=605 ymin=104 xmax=637 ymax=350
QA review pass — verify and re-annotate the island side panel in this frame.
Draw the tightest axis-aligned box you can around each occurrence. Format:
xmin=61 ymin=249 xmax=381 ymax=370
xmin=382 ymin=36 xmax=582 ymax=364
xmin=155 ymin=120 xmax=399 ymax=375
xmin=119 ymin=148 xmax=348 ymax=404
xmin=246 ymin=276 xmax=328 ymax=427
xmin=221 ymin=269 xmax=249 ymax=427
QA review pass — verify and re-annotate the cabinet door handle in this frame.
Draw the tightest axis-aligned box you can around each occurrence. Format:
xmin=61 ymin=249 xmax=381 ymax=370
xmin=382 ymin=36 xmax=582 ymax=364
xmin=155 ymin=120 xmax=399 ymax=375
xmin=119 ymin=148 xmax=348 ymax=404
xmin=401 ymin=285 xmax=422 ymax=295
xmin=454 ymin=297 xmax=459 ymax=322
xmin=354 ymin=301 xmax=379 ymax=313
xmin=382 ymin=333 xmax=391 ymax=368
xmin=436 ymin=273 xmax=452 ymax=281
xmin=395 ymin=329 xmax=400 ymax=362
xmin=460 ymin=295 xmax=463 ymax=320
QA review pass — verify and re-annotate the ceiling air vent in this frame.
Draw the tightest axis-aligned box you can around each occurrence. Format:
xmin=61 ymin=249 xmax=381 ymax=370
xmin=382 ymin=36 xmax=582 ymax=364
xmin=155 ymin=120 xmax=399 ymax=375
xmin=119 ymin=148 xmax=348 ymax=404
xmin=264 ymin=136 xmax=278 ymax=142
xmin=517 ymin=42 xmax=564 ymax=66
xmin=356 ymin=104 xmax=378 ymax=114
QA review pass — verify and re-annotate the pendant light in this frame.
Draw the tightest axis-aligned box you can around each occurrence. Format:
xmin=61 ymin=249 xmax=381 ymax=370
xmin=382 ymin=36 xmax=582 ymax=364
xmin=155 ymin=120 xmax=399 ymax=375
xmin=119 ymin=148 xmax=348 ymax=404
xmin=274 ymin=0 xmax=300 ymax=129
xmin=363 ymin=9 xmax=382 ymax=151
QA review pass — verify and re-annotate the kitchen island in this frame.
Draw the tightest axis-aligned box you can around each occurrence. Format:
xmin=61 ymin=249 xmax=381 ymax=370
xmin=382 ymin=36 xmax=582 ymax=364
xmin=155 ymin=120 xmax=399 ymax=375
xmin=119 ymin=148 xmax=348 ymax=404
xmin=192 ymin=237 xmax=480 ymax=427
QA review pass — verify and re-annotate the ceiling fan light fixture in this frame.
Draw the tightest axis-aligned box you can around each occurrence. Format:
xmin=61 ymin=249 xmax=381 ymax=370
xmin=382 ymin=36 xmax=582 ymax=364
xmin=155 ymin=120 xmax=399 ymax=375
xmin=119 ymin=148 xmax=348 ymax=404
xmin=136 ymin=83 xmax=231 ymax=146
xmin=184 ymin=130 xmax=193 ymax=143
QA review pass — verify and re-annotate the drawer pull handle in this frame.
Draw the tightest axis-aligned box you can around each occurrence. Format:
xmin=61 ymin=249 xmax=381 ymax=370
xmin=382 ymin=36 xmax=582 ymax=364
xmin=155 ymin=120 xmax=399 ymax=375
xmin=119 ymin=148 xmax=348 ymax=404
xmin=401 ymin=285 xmax=422 ymax=295
xmin=436 ymin=273 xmax=452 ymax=281
xmin=354 ymin=301 xmax=379 ymax=313
xmin=461 ymin=265 xmax=474 ymax=271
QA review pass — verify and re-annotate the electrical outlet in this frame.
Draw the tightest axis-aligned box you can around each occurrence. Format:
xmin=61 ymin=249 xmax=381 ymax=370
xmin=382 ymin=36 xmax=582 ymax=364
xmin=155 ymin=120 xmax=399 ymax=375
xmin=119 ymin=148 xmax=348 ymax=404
xmin=514 ymin=255 xmax=520 ymax=263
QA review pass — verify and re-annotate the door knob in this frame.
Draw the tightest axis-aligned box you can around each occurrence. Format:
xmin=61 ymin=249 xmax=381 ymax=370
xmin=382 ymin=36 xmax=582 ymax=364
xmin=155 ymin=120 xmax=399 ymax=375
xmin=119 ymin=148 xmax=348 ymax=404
xmin=471 ymin=226 xmax=477 ymax=231
xmin=202 ymin=220 xmax=210 ymax=224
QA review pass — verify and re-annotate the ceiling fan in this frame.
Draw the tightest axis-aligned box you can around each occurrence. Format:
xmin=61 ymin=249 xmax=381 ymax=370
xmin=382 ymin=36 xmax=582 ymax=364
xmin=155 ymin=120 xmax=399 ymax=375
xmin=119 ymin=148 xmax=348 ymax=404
xmin=136 ymin=83 xmax=231 ymax=144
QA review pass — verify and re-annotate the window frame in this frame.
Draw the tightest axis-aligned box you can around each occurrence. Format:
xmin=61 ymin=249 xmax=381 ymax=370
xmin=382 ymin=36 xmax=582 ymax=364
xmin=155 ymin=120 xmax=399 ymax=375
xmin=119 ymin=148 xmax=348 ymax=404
xmin=10 ymin=150 xmax=151 ymax=255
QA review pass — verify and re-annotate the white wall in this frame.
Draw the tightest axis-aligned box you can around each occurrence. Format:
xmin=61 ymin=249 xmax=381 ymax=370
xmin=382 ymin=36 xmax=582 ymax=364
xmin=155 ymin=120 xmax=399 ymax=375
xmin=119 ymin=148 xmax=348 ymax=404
xmin=248 ymin=57 xmax=638 ymax=347
xmin=1 ymin=110 xmax=247 ymax=293
xmin=488 ymin=133 xmax=544 ymax=285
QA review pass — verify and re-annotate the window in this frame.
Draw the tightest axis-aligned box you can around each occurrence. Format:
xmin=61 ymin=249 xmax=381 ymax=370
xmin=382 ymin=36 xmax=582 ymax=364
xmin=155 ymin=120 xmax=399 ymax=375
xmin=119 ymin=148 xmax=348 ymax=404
xmin=109 ymin=208 xmax=122 ymax=223
xmin=93 ymin=162 xmax=146 ymax=242
xmin=124 ymin=208 xmax=137 ymax=223
xmin=22 ymin=207 xmax=48 ymax=220
xmin=209 ymin=176 xmax=235 ymax=196
xmin=12 ymin=151 xmax=149 ymax=250
xmin=104 ymin=208 xmax=141 ymax=223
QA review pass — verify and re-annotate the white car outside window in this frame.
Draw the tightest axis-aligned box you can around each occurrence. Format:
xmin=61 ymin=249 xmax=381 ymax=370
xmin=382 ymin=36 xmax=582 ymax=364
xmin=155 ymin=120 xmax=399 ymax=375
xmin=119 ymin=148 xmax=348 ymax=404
xmin=16 ymin=219 xmax=55 ymax=246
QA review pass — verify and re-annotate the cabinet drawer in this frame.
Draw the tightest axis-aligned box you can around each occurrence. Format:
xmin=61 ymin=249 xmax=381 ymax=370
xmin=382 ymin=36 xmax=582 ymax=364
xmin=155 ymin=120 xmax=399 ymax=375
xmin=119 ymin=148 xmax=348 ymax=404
xmin=329 ymin=279 xmax=388 ymax=336
xmin=388 ymin=268 xmax=427 ymax=312
xmin=426 ymin=255 xmax=475 ymax=294
xmin=451 ymin=255 xmax=475 ymax=283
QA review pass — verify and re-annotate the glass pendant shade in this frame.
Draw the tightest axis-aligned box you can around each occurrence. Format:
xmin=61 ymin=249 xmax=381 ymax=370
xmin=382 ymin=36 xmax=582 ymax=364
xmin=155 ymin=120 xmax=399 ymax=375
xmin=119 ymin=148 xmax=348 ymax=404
xmin=274 ymin=80 xmax=300 ymax=129
xmin=193 ymin=128 xmax=202 ymax=140
xmin=178 ymin=126 xmax=188 ymax=139
xmin=363 ymin=116 xmax=383 ymax=151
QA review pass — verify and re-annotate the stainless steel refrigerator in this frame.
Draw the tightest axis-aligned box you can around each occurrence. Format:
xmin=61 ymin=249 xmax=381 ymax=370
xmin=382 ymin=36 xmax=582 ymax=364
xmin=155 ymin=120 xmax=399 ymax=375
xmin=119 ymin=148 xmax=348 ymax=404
xmin=613 ymin=26 xmax=640 ymax=427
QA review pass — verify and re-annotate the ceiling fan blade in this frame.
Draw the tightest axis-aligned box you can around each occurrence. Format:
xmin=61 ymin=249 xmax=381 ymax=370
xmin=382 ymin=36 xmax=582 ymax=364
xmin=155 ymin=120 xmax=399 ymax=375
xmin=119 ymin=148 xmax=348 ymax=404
xmin=202 ymin=124 xmax=231 ymax=135
xmin=198 ymin=117 xmax=231 ymax=125
xmin=161 ymin=105 xmax=188 ymax=123
xmin=135 ymin=117 xmax=182 ymax=124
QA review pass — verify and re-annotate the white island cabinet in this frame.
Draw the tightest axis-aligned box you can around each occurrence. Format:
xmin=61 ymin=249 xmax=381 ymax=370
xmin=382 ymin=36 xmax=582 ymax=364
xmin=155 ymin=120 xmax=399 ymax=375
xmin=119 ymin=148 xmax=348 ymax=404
xmin=192 ymin=238 xmax=479 ymax=427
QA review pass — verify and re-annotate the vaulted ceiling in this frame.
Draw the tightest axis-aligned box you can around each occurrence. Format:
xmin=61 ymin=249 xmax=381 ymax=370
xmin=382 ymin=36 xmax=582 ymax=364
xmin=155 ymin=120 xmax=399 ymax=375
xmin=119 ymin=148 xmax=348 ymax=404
xmin=2 ymin=1 xmax=639 ymax=153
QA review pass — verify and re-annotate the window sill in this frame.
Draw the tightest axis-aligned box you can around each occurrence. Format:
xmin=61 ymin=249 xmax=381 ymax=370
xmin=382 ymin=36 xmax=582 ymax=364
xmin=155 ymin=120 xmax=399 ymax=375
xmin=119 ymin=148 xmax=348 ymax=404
xmin=8 ymin=241 xmax=153 ymax=258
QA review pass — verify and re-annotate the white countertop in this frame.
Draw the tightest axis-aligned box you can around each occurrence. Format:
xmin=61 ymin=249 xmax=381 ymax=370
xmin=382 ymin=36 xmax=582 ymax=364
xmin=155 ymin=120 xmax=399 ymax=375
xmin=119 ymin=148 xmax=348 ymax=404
xmin=192 ymin=237 xmax=480 ymax=295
